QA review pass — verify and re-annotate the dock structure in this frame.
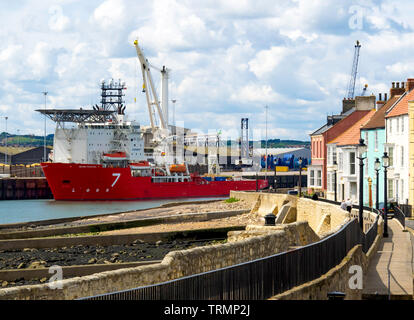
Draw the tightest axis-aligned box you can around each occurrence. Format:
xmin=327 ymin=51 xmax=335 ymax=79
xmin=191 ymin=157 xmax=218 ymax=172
xmin=363 ymin=219 xmax=413 ymax=300
xmin=0 ymin=177 xmax=52 ymax=200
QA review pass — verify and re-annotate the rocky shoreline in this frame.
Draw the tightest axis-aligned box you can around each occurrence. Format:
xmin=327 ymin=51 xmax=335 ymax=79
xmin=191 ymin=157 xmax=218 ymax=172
xmin=0 ymin=238 xmax=223 ymax=288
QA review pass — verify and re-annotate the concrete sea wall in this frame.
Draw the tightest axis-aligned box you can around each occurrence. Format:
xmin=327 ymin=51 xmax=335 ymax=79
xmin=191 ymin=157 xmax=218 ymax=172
xmin=0 ymin=221 xmax=316 ymax=300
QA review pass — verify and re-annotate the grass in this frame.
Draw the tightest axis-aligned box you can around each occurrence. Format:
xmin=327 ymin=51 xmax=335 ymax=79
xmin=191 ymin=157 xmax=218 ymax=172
xmin=225 ymin=197 xmax=240 ymax=204
xmin=45 ymin=232 xmax=101 ymax=238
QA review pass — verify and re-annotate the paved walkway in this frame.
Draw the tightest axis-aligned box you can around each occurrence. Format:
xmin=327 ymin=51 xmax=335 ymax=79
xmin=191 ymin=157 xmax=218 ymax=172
xmin=363 ymin=219 xmax=413 ymax=299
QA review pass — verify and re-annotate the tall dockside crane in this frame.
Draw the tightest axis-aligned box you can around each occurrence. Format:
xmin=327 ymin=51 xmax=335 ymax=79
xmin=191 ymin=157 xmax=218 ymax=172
xmin=346 ymin=40 xmax=361 ymax=99
xmin=133 ymin=40 xmax=169 ymax=133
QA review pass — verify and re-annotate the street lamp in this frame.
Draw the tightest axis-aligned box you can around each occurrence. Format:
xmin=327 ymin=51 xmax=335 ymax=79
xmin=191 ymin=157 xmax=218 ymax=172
xmin=374 ymin=158 xmax=381 ymax=210
xmin=333 ymin=160 xmax=338 ymax=202
xmin=4 ymin=116 xmax=8 ymax=166
xmin=171 ymin=99 xmax=176 ymax=135
xmin=42 ymin=91 xmax=48 ymax=162
xmin=382 ymin=152 xmax=389 ymax=238
xmin=265 ymin=105 xmax=268 ymax=183
xmin=357 ymin=138 xmax=367 ymax=231
xmin=298 ymin=157 xmax=303 ymax=197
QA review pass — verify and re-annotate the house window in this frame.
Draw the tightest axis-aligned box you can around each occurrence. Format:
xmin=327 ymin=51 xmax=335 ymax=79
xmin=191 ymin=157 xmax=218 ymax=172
xmin=402 ymin=118 xmax=404 ymax=132
xmin=365 ymin=132 xmax=368 ymax=150
xmin=389 ymin=147 xmax=394 ymax=167
xmin=388 ymin=179 xmax=393 ymax=199
xmin=317 ymin=170 xmax=322 ymax=187
xmin=375 ymin=131 xmax=378 ymax=150
xmin=333 ymin=147 xmax=337 ymax=164
xmin=350 ymin=152 xmax=356 ymax=175
xmin=401 ymin=180 xmax=404 ymax=202
xmin=338 ymin=152 xmax=343 ymax=171
xmin=310 ymin=170 xmax=315 ymax=186
xmin=328 ymin=147 xmax=332 ymax=165
xmin=389 ymin=119 xmax=392 ymax=134
xmin=401 ymin=146 xmax=404 ymax=167
xmin=327 ymin=173 xmax=331 ymax=191
xmin=397 ymin=118 xmax=399 ymax=132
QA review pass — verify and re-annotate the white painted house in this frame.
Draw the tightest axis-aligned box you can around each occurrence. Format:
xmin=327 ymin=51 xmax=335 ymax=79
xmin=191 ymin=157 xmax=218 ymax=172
xmin=384 ymin=84 xmax=414 ymax=205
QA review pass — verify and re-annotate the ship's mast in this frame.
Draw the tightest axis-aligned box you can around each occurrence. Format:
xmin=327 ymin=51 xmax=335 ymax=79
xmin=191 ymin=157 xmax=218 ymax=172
xmin=97 ymin=79 xmax=127 ymax=122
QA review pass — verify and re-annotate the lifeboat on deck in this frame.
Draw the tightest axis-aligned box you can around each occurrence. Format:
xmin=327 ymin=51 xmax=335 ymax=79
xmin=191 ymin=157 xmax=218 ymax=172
xmin=130 ymin=161 xmax=151 ymax=170
xmin=102 ymin=152 xmax=127 ymax=161
xmin=169 ymin=164 xmax=187 ymax=173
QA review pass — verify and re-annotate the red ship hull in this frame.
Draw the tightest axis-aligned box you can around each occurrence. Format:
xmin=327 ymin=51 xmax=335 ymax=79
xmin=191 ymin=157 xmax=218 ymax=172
xmin=41 ymin=163 xmax=268 ymax=201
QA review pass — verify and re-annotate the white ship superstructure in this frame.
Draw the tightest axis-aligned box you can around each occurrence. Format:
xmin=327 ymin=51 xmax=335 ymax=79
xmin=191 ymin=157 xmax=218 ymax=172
xmin=40 ymin=79 xmax=146 ymax=165
xmin=52 ymin=118 xmax=145 ymax=164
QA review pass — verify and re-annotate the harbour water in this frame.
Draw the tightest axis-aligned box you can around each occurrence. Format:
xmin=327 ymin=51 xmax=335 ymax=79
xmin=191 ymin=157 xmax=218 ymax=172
xmin=0 ymin=197 xmax=227 ymax=225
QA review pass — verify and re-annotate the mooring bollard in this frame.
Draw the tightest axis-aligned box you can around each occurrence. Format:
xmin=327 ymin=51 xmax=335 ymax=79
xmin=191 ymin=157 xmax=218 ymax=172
xmin=264 ymin=213 xmax=276 ymax=226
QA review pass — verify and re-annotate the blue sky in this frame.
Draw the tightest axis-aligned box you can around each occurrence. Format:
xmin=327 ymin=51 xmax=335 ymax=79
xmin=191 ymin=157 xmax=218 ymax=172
xmin=1 ymin=0 xmax=414 ymax=141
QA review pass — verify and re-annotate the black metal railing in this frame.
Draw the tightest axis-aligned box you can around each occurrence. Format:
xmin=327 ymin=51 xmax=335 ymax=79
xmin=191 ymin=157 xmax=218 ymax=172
xmin=394 ymin=206 xmax=405 ymax=229
xmin=399 ymin=204 xmax=412 ymax=218
xmin=362 ymin=213 xmax=379 ymax=253
xmin=80 ymin=216 xmax=376 ymax=301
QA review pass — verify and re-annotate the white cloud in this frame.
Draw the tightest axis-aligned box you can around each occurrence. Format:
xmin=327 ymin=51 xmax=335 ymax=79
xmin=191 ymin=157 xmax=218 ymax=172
xmin=92 ymin=0 xmax=126 ymax=29
xmin=27 ymin=42 xmax=53 ymax=79
xmin=48 ymin=5 xmax=70 ymax=32
xmin=230 ymin=83 xmax=281 ymax=103
xmin=1 ymin=0 xmax=414 ymax=141
xmin=248 ymin=46 xmax=290 ymax=78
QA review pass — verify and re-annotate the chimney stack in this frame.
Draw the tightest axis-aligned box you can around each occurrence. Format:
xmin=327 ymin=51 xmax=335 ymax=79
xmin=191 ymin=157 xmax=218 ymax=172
xmin=406 ymin=78 xmax=414 ymax=92
xmin=376 ymin=93 xmax=385 ymax=111
xmin=384 ymin=93 xmax=388 ymax=101
xmin=342 ymin=97 xmax=355 ymax=114
xmin=390 ymin=81 xmax=406 ymax=97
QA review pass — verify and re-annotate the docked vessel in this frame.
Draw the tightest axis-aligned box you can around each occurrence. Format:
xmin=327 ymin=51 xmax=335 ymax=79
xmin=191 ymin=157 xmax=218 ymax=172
xmin=41 ymin=162 xmax=267 ymax=200
xmin=38 ymin=42 xmax=268 ymax=201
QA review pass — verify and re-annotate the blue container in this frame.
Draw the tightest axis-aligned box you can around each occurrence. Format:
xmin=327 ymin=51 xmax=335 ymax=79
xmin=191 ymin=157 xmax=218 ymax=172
xmin=214 ymin=177 xmax=226 ymax=181
xmin=203 ymin=177 xmax=212 ymax=181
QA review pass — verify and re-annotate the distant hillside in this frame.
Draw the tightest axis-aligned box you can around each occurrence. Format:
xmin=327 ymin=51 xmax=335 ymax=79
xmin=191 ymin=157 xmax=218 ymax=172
xmin=260 ymin=139 xmax=310 ymax=148
xmin=0 ymin=133 xmax=54 ymax=147
xmin=226 ymin=139 xmax=310 ymax=148
xmin=0 ymin=133 xmax=310 ymax=149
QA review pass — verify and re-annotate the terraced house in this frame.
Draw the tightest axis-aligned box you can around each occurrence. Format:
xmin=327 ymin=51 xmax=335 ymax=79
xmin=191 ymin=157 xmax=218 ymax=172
xmin=308 ymin=96 xmax=375 ymax=198
xmin=360 ymin=86 xmax=402 ymax=207
xmin=326 ymin=109 xmax=375 ymax=202
xmin=383 ymin=80 xmax=414 ymax=205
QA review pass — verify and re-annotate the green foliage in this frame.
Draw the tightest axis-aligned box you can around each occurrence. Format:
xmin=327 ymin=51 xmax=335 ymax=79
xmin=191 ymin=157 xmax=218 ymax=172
xmin=225 ymin=197 xmax=240 ymax=203
xmin=0 ymin=133 xmax=53 ymax=147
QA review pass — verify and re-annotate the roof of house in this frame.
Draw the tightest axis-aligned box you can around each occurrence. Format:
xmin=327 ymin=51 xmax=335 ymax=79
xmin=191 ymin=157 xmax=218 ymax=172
xmin=361 ymin=95 xmax=400 ymax=130
xmin=385 ymin=89 xmax=414 ymax=118
xmin=310 ymin=108 xmax=355 ymax=136
xmin=328 ymin=109 xmax=376 ymax=146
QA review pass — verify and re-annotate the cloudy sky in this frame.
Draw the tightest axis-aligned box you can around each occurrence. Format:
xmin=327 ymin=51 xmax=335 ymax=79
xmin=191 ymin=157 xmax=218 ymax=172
xmin=0 ymin=0 xmax=413 ymax=141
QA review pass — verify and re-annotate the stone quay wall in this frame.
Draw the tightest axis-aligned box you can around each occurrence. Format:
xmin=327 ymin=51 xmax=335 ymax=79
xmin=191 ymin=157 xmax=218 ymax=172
xmin=0 ymin=221 xmax=315 ymax=300
xmin=0 ymin=192 xmax=381 ymax=300
xmin=230 ymin=191 xmax=377 ymax=237
xmin=271 ymin=217 xmax=383 ymax=300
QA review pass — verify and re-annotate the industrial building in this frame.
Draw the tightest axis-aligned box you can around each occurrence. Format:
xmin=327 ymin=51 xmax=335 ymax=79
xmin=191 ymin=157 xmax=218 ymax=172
xmin=0 ymin=146 xmax=52 ymax=165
